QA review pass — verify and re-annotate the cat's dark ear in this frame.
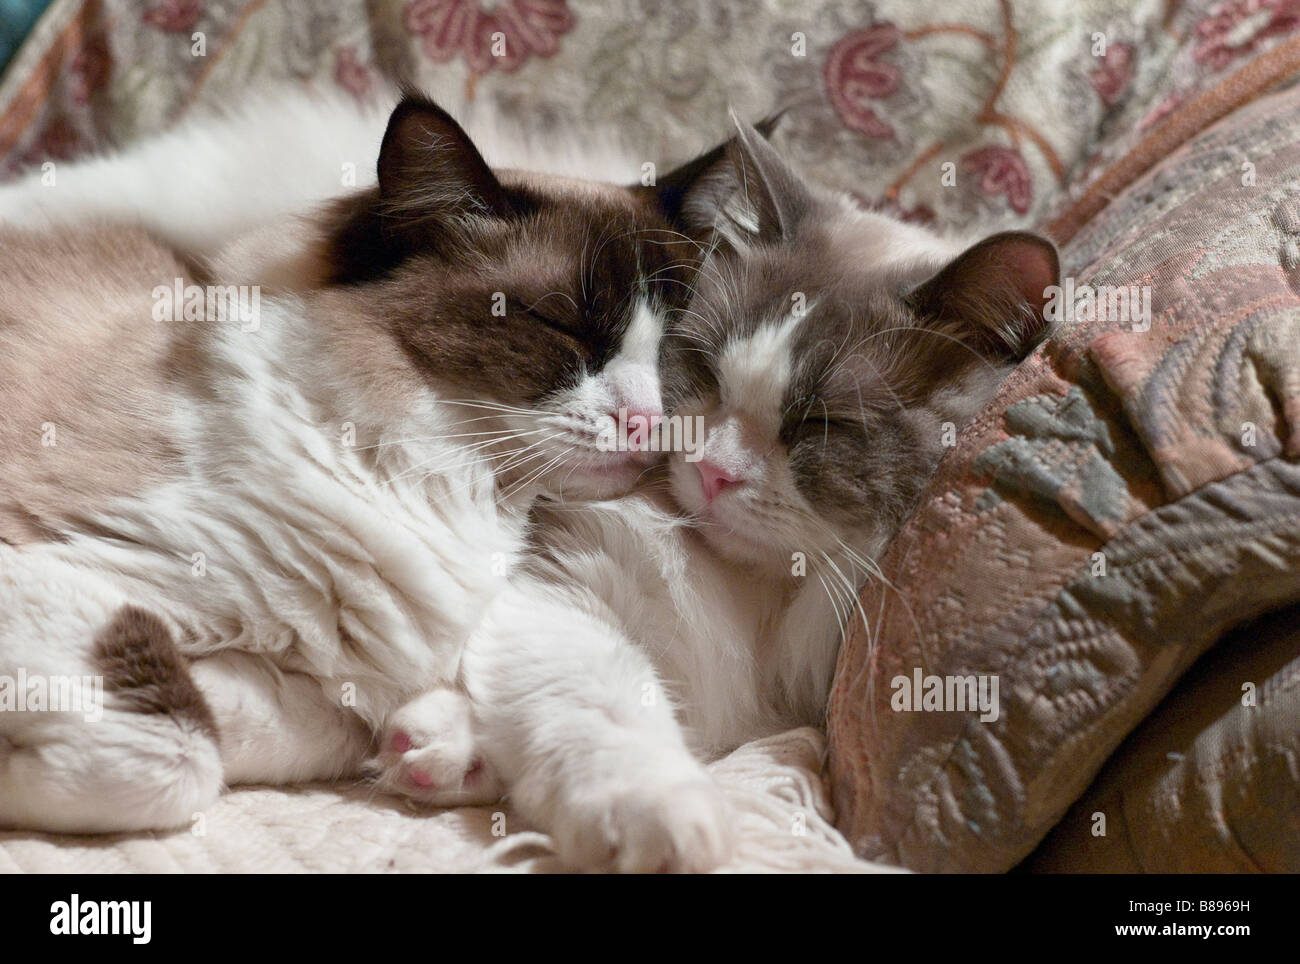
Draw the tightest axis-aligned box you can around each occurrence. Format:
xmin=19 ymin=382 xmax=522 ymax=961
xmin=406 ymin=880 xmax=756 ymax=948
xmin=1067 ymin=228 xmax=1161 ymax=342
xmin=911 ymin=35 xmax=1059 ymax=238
xmin=650 ymin=112 xmax=812 ymax=246
xmin=651 ymin=111 xmax=785 ymax=228
xmin=377 ymin=92 xmax=511 ymax=226
xmin=722 ymin=111 xmax=813 ymax=245
xmin=909 ymin=231 xmax=1060 ymax=359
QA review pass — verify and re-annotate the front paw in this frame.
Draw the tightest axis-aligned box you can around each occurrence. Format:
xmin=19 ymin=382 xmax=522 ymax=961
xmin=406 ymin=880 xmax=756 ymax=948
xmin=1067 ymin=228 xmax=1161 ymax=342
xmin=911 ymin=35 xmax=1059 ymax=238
xmin=554 ymin=779 xmax=735 ymax=873
xmin=367 ymin=688 xmax=503 ymax=807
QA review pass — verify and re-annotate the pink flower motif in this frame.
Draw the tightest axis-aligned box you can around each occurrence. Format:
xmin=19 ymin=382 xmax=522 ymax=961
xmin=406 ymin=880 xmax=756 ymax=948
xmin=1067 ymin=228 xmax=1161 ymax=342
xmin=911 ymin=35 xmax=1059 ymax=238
xmin=335 ymin=46 xmax=375 ymax=101
xmin=1194 ymin=0 xmax=1300 ymax=70
xmin=143 ymin=0 xmax=203 ymax=33
xmin=825 ymin=23 xmax=901 ymax=139
xmin=962 ymin=145 xmax=1033 ymax=215
xmin=406 ymin=0 xmax=575 ymax=75
xmin=1088 ymin=42 xmax=1134 ymax=106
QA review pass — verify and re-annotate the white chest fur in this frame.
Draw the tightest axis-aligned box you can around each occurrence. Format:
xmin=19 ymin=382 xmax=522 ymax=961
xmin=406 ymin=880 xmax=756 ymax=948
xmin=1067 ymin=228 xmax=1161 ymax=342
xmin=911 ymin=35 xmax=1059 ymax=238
xmin=530 ymin=490 xmax=845 ymax=757
xmin=35 ymin=295 xmax=526 ymax=725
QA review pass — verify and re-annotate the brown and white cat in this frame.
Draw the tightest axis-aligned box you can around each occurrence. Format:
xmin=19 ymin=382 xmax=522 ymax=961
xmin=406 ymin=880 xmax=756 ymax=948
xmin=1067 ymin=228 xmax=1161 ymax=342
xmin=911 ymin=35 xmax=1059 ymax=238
xmin=375 ymin=118 xmax=1059 ymax=872
xmin=0 ymin=92 xmax=722 ymax=834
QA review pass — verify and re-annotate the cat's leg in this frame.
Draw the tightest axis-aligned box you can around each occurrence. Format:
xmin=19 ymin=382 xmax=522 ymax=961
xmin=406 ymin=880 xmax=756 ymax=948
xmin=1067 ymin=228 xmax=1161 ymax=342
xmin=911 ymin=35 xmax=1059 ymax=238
xmin=366 ymin=685 xmax=504 ymax=806
xmin=0 ymin=558 xmax=223 ymax=833
xmin=188 ymin=651 xmax=372 ymax=787
xmin=463 ymin=579 xmax=735 ymax=873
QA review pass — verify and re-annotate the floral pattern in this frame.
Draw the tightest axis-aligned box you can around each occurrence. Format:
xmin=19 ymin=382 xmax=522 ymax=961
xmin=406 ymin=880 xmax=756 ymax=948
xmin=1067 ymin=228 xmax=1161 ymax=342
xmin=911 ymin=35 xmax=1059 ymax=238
xmin=824 ymin=23 xmax=901 ymax=139
xmin=405 ymin=0 xmax=574 ymax=75
xmin=3 ymin=0 xmax=1300 ymax=228
xmin=1088 ymin=41 xmax=1135 ymax=105
xmin=817 ymin=2 xmax=1063 ymax=221
xmin=961 ymin=145 xmax=1033 ymax=215
xmin=1194 ymin=0 xmax=1300 ymax=68
xmin=334 ymin=45 xmax=375 ymax=102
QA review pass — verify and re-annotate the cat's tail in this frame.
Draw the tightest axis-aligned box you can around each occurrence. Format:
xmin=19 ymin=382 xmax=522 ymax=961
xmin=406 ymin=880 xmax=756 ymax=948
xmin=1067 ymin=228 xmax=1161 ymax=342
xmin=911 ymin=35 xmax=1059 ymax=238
xmin=0 ymin=561 xmax=222 ymax=834
xmin=0 ymin=84 xmax=409 ymax=262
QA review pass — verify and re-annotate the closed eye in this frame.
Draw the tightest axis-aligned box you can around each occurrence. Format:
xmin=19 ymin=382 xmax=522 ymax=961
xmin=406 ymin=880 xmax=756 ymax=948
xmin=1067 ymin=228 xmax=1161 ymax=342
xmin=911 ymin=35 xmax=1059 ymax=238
xmin=787 ymin=394 xmax=828 ymax=427
xmin=521 ymin=303 xmax=614 ymax=367
xmin=522 ymin=305 xmax=585 ymax=343
xmin=784 ymin=396 xmax=863 ymax=439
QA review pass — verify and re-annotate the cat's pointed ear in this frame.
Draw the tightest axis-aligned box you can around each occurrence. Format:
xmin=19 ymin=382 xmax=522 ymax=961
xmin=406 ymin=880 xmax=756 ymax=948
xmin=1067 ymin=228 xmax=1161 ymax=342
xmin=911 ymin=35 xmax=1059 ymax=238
xmin=909 ymin=231 xmax=1060 ymax=359
xmin=376 ymin=91 xmax=511 ymax=225
xmin=722 ymin=110 xmax=813 ymax=245
xmin=651 ymin=111 xmax=786 ymax=227
xmin=649 ymin=111 xmax=812 ymax=246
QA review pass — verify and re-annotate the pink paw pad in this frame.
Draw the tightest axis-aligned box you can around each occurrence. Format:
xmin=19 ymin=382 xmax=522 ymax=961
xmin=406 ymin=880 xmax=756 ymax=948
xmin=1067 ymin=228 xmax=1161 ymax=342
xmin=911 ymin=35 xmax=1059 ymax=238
xmin=408 ymin=767 xmax=435 ymax=788
xmin=390 ymin=730 xmax=413 ymax=754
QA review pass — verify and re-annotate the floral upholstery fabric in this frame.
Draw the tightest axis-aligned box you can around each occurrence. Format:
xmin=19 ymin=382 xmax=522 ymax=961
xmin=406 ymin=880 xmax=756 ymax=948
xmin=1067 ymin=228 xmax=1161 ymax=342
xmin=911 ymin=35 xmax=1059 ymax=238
xmin=2 ymin=0 xmax=1298 ymax=233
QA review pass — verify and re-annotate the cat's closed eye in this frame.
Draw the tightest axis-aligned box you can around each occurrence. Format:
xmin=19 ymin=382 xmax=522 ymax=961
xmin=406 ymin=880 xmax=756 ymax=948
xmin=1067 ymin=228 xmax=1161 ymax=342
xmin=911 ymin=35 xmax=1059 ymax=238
xmin=782 ymin=398 xmax=863 ymax=441
xmin=523 ymin=304 xmax=583 ymax=340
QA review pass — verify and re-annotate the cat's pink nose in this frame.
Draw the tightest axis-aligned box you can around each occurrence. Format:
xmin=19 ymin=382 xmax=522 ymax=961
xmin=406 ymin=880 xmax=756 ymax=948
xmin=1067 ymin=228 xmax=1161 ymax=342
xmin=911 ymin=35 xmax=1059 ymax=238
xmin=617 ymin=408 xmax=662 ymax=452
xmin=696 ymin=460 xmax=739 ymax=502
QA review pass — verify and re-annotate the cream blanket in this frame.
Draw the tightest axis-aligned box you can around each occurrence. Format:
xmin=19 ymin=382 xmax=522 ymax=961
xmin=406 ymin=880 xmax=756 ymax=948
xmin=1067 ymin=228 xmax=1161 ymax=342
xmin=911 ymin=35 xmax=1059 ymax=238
xmin=0 ymin=728 xmax=890 ymax=873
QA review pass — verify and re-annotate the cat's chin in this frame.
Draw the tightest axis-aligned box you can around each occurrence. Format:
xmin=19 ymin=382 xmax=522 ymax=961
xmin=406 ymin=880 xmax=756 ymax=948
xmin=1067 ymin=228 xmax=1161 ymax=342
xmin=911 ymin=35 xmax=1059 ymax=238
xmin=693 ymin=522 xmax=789 ymax=576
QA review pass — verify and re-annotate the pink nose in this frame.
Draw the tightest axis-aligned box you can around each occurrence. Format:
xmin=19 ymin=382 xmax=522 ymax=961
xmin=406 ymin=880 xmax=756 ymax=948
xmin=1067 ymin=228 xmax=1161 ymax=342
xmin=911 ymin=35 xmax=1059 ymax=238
xmin=617 ymin=408 xmax=663 ymax=451
xmin=696 ymin=460 xmax=740 ymax=502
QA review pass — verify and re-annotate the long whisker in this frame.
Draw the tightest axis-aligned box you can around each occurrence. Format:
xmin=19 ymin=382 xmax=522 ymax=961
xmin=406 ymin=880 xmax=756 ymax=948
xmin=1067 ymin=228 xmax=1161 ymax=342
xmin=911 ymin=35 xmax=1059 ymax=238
xmin=860 ymin=324 xmax=1002 ymax=375
xmin=499 ymin=451 xmax=569 ymax=502
xmin=351 ymin=425 xmax=545 ymax=454
xmin=381 ymin=428 xmax=561 ymax=491
xmin=440 ymin=399 xmax=548 ymax=417
xmin=525 ymin=290 xmax=579 ymax=314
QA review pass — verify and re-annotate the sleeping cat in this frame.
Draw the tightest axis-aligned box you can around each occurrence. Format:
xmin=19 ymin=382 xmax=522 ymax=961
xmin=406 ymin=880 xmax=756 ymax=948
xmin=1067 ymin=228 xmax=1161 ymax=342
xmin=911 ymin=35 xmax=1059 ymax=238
xmin=0 ymin=92 xmax=722 ymax=832
xmin=374 ymin=118 xmax=1059 ymax=871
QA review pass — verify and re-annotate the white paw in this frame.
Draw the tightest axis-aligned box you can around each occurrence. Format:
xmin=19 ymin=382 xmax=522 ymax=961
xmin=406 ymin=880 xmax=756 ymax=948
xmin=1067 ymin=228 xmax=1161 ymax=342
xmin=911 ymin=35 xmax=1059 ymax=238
xmin=368 ymin=688 xmax=503 ymax=807
xmin=555 ymin=779 xmax=735 ymax=873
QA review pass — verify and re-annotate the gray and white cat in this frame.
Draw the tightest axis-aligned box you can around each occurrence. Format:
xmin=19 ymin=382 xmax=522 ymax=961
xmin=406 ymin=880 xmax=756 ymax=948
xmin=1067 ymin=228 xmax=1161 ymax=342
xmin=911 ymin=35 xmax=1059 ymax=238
xmin=374 ymin=119 xmax=1059 ymax=872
